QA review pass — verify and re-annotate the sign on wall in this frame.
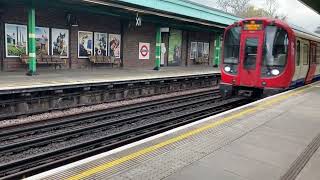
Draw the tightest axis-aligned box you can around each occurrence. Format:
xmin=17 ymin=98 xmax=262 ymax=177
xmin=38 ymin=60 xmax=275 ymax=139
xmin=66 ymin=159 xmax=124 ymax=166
xmin=5 ymin=24 xmax=28 ymax=57
xmin=197 ymin=42 xmax=204 ymax=58
xmin=109 ymin=34 xmax=121 ymax=58
xmin=139 ymin=42 xmax=150 ymax=60
xmin=52 ymin=28 xmax=69 ymax=58
xmin=168 ymin=29 xmax=182 ymax=65
xmin=203 ymin=43 xmax=210 ymax=59
xmin=35 ymin=27 xmax=49 ymax=55
xmin=190 ymin=42 xmax=197 ymax=59
xmin=78 ymin=31 xmax=93 ymax=58
xmin=94 ymin=32 xmax=107 ymax=56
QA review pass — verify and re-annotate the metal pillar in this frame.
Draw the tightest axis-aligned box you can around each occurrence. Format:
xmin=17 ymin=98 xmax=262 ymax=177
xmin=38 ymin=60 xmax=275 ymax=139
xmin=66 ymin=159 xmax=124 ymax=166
xmin=27 ymin=2 xmax=36 ymax=75
xmin=214 ymin=34 xmax=221 ymax=67
xmin=154 ymin=27 xmax=161 ymax=70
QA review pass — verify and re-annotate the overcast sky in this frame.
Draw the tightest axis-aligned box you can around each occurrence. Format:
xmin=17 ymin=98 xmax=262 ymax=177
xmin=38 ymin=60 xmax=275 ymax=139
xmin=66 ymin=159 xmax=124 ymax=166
xmin=190 ymin=0 xmax=320 ymax=32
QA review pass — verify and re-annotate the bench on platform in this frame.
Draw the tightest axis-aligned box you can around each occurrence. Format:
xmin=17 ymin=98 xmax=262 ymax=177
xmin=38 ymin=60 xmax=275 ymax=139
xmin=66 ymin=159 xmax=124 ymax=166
xmin=194 ymin=57 xmax=209 ymax=65
xmin=20 ymin=54 xmax=67 ymax=69
xmin=89 ymin=55 xmax=120 ymax=68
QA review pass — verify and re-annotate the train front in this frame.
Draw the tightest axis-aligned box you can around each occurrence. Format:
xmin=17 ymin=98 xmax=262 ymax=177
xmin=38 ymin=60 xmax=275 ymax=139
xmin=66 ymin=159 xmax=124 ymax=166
xmin=220 ymin=18 xmax=295 ymax=97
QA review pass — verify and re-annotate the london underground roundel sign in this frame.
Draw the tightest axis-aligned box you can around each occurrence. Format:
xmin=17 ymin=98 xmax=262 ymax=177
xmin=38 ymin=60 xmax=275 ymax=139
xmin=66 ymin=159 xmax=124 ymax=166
xmin=139 ymin=42 xmax=150 ymax=60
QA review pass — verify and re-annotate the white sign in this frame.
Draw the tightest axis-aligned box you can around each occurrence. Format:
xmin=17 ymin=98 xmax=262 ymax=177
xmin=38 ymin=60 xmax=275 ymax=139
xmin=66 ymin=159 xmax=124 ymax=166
xmin=136 ymin=14 xmax=142 ymax=27
xmin=139 ymin=42 xmax=150 ymax=60
xmin=160 ymin=27 xmax=170 ymax=33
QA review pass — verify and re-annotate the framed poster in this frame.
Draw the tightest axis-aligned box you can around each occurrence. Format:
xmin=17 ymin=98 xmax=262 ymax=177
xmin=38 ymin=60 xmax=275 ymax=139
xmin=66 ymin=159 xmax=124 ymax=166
xmin=5 ymin=24 xmax=28 ymax=57
xmin=190 ymin=42 xmax=197 ymax=59
xmin=197 ymin=42 xmax=204 ymax=58
xmin=203 ymin=42 xmax=210 ymax=59
xmin=108 ymin=34 xmax=121 ymax=58
xmin=94 ymin=32 xmax=107 ymax=56
xmin=35 ymin=27 xmax=49 ymax=55
xmin=78 ymin=31 xmax=93 ymax=58
xmin=168 ymin=29 xmax=182 ymax=65
xmin=139 ymin=42 xmax=150 ymax=60
xmin=52 ymin=28 xmax=69 ymax=58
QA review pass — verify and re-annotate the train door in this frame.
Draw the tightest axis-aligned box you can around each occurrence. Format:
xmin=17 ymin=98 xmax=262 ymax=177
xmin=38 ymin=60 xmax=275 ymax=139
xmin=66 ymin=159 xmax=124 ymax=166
xmin=299 ymin=42 xmax=310 ymax=83
xmin=238 ymin=31 xmax=264 ymax=87
xmin=305 ymin=43 xmax=317 ymax=84
xmin=292 ymin=40 xmax=302 ymax=84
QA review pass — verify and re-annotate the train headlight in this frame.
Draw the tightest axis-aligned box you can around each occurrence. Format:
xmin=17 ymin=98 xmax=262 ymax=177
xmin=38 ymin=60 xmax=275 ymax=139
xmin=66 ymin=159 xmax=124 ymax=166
xmin=271 ymin=69 xmax=280 ymax=76
xmin=224 ymin=66 xmax=231 ymax=72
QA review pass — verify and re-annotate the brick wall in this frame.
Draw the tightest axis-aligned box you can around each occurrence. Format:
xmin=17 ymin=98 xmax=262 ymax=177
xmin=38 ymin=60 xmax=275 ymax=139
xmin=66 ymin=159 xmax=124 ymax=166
xmin=187 ymin=31 xmax=215 ymax=66
xmin=1 ymin=5 xmax=121 ymax=71
xmin=122 ymin=21 xmax=156 ymax=68
xmin=0 ymin=4 xmax=214 ymax=72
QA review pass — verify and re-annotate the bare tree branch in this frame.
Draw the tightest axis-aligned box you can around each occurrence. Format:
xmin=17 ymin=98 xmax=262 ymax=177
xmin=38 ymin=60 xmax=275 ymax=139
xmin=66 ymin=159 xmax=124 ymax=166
xmin=216 ymin=0 xmax=287 ymax=19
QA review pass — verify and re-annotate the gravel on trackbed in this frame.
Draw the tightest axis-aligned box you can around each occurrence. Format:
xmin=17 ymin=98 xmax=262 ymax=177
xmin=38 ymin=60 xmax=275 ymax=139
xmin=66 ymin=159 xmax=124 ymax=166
xmin=0 ymin=98 xmax=217 ymax=164
xmin=0 ymin=87 xmax=218 ymax=128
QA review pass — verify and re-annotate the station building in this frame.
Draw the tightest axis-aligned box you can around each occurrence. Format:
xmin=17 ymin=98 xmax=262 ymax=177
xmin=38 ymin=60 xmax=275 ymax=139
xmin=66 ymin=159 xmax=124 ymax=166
xmin=0 ymin=0 xmax=239 ymax=73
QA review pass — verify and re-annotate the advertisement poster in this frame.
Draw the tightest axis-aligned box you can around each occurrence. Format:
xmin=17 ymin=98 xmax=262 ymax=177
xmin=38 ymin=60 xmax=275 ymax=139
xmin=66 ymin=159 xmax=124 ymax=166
xmin=109 ymin=34 xmax=121 ymax=58
xmin=5 ymin=24 xmax=27 ymax=57
xmin=52 ymin=28 xmax=69 ymax=58
xmin=94 ymin=32 xmax=107 ymax=56
xmin=197 ymin=42 xmax=204 ymax=58
xmin=78 ymin=31 xmax=93 ymax=58
xmin=203 ymin=42 xmax=210 ymax=59
xmin=190 ymin=42 xmax=197 ymax=59
xmin=168 ymin=29 xmax=182 ymax=65
xmin=35 ymin=27 xmax=49 ymax=55
xmin=139 ymin=42 xmax=150 ymax=60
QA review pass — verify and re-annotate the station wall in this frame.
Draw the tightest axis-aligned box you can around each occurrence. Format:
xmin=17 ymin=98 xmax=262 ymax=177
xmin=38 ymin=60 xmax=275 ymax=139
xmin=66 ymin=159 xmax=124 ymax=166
xmin=0 ymin=5 xmax=216 ymax=71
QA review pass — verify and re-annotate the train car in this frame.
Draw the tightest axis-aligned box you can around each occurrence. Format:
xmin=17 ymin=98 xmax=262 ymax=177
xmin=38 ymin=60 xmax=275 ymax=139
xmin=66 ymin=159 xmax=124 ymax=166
xmin=220 ymin=17 xmax=320 ymax=97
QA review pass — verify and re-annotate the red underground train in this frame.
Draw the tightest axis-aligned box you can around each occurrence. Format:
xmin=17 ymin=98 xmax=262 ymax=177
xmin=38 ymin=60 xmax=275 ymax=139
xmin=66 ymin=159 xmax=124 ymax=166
xmin=220 ymin=18 xmax=320 ymax=97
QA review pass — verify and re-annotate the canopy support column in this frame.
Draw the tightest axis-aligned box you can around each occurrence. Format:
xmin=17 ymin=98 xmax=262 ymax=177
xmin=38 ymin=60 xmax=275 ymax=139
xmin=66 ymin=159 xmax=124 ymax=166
xmin=27 ymin=1 xmax=37 ymax=76
xmin=154 ymin=27 xmax=161 ymax=71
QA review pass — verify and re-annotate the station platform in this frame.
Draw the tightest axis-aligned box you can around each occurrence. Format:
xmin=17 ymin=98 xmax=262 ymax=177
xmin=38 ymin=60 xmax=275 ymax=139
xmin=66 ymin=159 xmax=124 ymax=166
xmin=27 ymin=82 xmax=320 ymax=180
xmin=0 ymin=67 xmax=219 ymax=92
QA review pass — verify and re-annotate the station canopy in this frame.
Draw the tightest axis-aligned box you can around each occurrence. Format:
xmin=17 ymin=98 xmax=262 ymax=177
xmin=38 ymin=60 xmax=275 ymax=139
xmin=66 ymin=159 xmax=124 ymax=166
xmin=300 ymin=0 xmax=320 ymax=13
xmin=0 ymin=0 xmax=240 ymax=31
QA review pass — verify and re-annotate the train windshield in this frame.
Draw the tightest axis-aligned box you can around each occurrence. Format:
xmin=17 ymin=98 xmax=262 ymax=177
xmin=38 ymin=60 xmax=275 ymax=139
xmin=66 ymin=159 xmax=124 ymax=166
xmin=224 ymin=26 xmax=241 ymax=64
xmin=263 ymin=26 xmax=288 ymax=67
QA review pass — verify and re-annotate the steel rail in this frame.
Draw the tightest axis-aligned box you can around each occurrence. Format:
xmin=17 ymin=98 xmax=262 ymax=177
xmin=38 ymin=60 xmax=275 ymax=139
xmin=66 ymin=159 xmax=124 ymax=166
xmin=0 ymin=94 xmax=222 ymax=152
xmin=0 ymin=89 xmax=219 ymax=136
xmin=0 ymin=97 xmax=249 ymax=180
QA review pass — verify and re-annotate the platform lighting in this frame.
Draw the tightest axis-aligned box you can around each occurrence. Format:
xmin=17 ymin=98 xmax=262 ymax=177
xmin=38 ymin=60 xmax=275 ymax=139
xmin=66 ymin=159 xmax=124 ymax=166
xmin=66 ymin=13 xmax=79 ymax=27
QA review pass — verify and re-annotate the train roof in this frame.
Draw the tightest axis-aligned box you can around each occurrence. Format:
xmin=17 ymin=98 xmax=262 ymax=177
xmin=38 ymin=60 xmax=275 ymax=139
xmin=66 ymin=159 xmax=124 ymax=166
xmin=289 ymin=23 xmax=320 ymax=42
xmin=236 ymin=17 xmax=320 ymax=43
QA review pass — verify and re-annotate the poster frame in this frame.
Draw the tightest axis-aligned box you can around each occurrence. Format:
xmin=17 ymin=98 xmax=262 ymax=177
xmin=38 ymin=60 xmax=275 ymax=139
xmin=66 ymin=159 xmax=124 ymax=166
xmin=51 ymin=28 xmax=69 ymax=58
xmin=5 ymin=23 xmax=28 ymax=58
xmin=93 ymin=32 xmax=108 ymax=56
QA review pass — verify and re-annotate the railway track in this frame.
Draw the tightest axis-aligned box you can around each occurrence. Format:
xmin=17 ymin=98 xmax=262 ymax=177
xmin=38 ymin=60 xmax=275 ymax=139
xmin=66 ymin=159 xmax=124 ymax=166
xmin=0 ymin=90 xmax=250 ymax=180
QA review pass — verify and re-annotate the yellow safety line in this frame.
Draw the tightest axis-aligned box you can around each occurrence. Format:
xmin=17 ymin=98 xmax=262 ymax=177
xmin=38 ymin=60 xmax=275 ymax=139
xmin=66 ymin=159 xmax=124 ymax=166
xmin=67 ymin=85 xmax=312 ymax=180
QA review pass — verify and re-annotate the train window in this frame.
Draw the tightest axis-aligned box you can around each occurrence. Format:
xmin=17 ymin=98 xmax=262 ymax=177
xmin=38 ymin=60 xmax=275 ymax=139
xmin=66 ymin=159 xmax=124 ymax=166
xmin=244 ymin=38 xmax=258 ymax=69
xmin=224 ymin=26 xmax=241 ymax=64
xmin=317 ymin=46 xmax=320 ymax=64
xmin=263 ymin=26 xmax=288 ymax=67
xmin=312 ymin=46 xmax=317 ymax=64
xmin=303 ymin=44 xmax=309 ymax=65
xmin=296 ymin=41 xmax=300 ymax=66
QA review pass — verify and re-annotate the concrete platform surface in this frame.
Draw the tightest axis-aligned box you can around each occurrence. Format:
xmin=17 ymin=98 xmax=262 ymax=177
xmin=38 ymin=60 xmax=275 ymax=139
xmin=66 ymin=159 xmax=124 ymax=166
xmin=26 ymin=82 xmax=320 ymax=180
xmin=0 ymin=67 xmax=219 ymax=91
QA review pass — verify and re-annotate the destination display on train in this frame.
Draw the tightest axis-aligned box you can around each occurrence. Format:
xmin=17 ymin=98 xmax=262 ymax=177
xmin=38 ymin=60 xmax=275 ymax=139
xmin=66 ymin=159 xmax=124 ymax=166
xmin=243 ymin=20 xmax=263 ymax=31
